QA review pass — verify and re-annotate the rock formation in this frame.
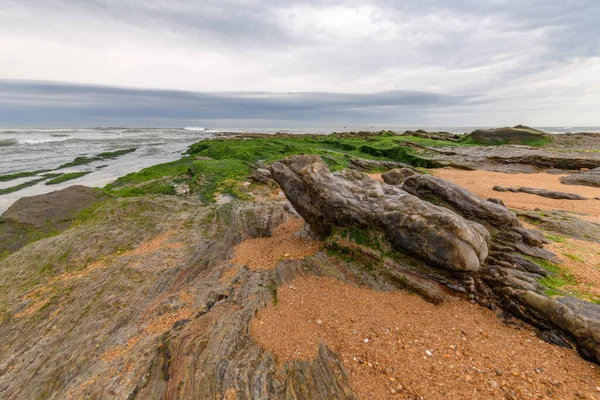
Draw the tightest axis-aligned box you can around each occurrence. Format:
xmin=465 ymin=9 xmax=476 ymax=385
xmin=493 ymin=186 xmax=587 ymax=200
xmin=271 ymin=155 xmax=489 ymax=272
xmin=271 ymin=158 xmax=600 ymax=364
xmin=561 ymin=167 xmax=600 ymax=188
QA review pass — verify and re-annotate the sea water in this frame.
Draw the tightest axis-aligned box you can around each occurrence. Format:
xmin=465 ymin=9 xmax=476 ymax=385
xmin=0 ymin=126 xmax=597 ymax=214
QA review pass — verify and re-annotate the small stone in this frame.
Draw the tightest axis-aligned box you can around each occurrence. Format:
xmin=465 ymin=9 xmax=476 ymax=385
xmin=259 ymin=321 xmax=264 ymax=325
xmin=284 ymin=253 xmax=290 ymax=257
xmin=368 ymin=362 xmax=373 ymax=368
xmin=465 ymin=375 xmax=472 ymax=382
xmin=495 ymin=369 xmax=503 ymax=376
xmin=364 ymin=338 xmax=369 ymax=343
xmin=390 ymin=388 xmax=396 ymax=394
xmin=425 ymin=350 xmax=433 ymax=356
xmin=489 ymin=380 xmax=498 ymax=389
xmin=316 ymin=319 xmax=323 ymax=325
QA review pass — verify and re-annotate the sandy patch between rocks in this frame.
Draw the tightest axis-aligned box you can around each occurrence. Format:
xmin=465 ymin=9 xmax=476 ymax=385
xmin=431 ymin=169 xmax=600 ymax=222
xmin=251 ymin=276 xmax=600 ymax=400
xmin=231 ymin=218 xmax=320 ymax=270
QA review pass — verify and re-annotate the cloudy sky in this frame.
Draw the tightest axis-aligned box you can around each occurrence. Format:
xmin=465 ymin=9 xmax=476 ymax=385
xmin=0 ymin=0 xmax=599 ymax=127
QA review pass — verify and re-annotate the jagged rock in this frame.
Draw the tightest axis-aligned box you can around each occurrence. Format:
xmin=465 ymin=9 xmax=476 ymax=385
xmin=560 ymin=167 xmax=600 ymax=188
xmin=516 ymin=210 xmax=600 ymax=243
xmin=487 ymin=198 xmax=506 ymax=207
xmin=400 ymin=174 xmax=520 ymax=229
xmin=249 ymin=167 xmax=274 ymax=184
xmin=492 ymin=186 xmax=587 ymax=200
xmin=517 ymin=292 xmax=600 ymax=363
xmin=402 ymin=130 xmax=463 ymax=142
xmin=0 ymin=185 xmax=107 ymax=253
xmin=381 ymin=168 xmax=418 ymax=186
xmin=487 ymin=154 xmax=600 ymax=170
xmin=271 ymin=155 xmax=489 ymax=272
xmin=348 ymin=158 xmax=412 ymax=171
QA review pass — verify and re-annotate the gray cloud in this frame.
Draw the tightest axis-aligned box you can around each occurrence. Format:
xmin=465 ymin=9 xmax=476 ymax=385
xmin=0 ymin=80 xmax=472 ymax=127
xmin=0 ymin=0 xmax=599 ymax=126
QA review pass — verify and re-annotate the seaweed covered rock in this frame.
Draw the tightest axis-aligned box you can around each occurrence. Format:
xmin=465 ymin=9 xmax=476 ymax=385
xmin=271 ymin=155 xmax=489 ymax=272
xmin=469 ymin=125 xmax=549 ymax=145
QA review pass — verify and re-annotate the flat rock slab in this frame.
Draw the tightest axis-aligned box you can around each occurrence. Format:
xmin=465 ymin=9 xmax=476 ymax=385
xmin=0 ymin=185 xmax=107 ymax=253
xmin=561 ymin=168 xmax=600 ymax=188
xmin=493 ymin=186 xmax=587 ymax=200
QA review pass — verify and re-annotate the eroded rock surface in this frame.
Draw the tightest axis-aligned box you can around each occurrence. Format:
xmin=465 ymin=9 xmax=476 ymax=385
xmin=561 ymin=167 xmax=600 ymax=188
xmin=493 ymin=186 xmax=587 ymax=200
xmin=399 ymin=173 xmax=520 ymax=228
xmin=271 ymin=155 xmax=489 ymax=272
xmin=381 ymin=168 xmax=418 ymax=186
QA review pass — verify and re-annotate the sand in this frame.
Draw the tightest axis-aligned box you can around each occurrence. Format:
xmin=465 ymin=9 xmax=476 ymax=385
xmin=431 ymin=169 xmax=600 ymax=222
xmin=231 ymin=217 xmax=321 ymax=270
xmin=251 ymin=276 xmax=600 ymax=400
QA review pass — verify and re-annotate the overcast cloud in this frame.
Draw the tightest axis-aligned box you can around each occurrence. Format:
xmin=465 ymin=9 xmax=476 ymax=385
xmin=0 ymin=0 xmax=599 ymax=127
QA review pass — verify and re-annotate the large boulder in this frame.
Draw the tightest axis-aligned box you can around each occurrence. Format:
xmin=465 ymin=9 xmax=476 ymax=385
xmin=271 ymin=155 xmax=489 ymax=272
xmin=0 ymin=185 xmax=107 ymax=253
xmin=400 ymin=173 xmax=521 ymax=229
xmin=469 ymin=125 xmax=549 ymax=145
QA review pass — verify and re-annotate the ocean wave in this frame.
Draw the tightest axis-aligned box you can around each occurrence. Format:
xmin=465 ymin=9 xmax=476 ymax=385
xmin=184 ymin=126 xmax=206 ymax=131
xmin=50 ymin=134 xmax=70 ymax=138
xmin=20 ymin=138 xmax=72 ymax=145
xmin=0 ymin=139 xmax=18 ymax=147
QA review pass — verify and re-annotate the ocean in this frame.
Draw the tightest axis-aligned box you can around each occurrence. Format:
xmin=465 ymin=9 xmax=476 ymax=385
xmin=1 ymin=126 xmax=598 ymax=214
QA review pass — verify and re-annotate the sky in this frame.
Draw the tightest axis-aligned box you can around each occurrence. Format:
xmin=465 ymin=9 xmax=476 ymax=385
xmin=0 ymin=0 xmax=599 ymax=128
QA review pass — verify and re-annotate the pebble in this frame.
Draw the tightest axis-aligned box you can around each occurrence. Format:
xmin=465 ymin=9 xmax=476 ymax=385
xmin=489 ymin=380 xmax=498 ymax=389
xmin=425 ymin=350 xmax=433 ymax=356
xmin=364 ymin=338 xmax=369 ymax=343
xmin=316 ymin=319 xmax=322 ymax=325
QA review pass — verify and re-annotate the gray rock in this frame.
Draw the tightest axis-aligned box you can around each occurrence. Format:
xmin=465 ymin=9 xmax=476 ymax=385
xmin=487 ymin=198 xmax=506 ymax=207
xmin=401 ymin=174 xmax=520 ymax=229
xmin=492 ymin=186 xmax=586 ymax=200
xmin=271 ymin=155 xmax=489 ymax=272
xmin=249 ymin=167 xmax=274 ymax=184
xmin=560 ymin=168 xmax=600 ymax=188
xmin=381 ymin=168 xmax=418 ymax=186
xmin=0 ymin=185 xmax=107 ymax=253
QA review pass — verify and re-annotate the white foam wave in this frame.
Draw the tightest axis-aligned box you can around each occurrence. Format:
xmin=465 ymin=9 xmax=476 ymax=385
xmin=184 ymin=127 xmax=206 ymax=131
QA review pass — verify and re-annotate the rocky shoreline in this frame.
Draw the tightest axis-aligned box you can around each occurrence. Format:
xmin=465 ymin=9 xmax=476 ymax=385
xmin=1 ymin=127 xmax=600 ymax=399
